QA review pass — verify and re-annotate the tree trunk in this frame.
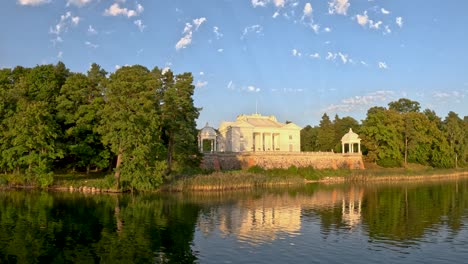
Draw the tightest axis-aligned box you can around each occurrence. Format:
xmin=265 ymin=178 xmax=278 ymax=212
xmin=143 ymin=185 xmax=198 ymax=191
xmin=114 ymin=148 xmax=123 ymax=189
xmin=404 ymin=136 xmax=408 ymax=166
xmin=86 ymin=164 xmax=90 ymax=175
xmin=166 ymin=135 xmax=174 ymax=175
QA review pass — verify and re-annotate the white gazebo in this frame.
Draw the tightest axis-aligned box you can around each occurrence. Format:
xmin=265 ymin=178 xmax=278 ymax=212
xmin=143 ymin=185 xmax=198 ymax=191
xmin=198 ymin=123 xmax=218 ymax=152
xmin=341 ymin=128 xmax=361 ymax=154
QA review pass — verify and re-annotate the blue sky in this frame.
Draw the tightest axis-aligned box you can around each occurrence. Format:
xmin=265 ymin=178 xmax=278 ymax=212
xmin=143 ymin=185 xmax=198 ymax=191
xmin=1 ymin=0 xmax=467 ymax=128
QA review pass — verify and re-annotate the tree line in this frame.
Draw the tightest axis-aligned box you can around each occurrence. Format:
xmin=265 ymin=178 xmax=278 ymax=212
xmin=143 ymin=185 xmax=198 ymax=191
xmin=301 ymin=98 xmax=468 ymax=168
xmin=0 ymin=62 xmax=200 ymax=189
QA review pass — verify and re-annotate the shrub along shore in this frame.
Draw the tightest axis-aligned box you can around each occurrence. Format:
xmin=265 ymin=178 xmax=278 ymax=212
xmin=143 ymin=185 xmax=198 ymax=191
xmin=2 ymin=164 xmax=467 ymax=193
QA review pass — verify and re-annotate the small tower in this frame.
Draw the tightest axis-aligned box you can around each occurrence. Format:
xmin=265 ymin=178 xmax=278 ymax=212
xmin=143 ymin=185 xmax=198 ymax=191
xmin=198 ymin=123 xmax=218 ymax=152
xmin=341 ymin=128 xmax=361 ymax=154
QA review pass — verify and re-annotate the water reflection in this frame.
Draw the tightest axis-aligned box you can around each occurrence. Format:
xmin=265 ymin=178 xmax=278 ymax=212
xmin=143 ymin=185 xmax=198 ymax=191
xmin=1 ymin=179 xmax=468 ymax=263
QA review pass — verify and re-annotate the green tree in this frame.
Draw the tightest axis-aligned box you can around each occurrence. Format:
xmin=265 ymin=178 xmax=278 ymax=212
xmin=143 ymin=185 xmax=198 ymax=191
xmin=316 ymin=113 xmax=335 ymax=151
xmin=300 ymin=125 xmax=318 ymax=151
xmin=98 ymin=65 xmax=164 ymax=190
xmin=388 ymin=98 xmax=421 ymax=113
xmin=443 ymin=112 xmax=465 ymax=168
xmin=160 ymin=71 xmax=201 ymax=173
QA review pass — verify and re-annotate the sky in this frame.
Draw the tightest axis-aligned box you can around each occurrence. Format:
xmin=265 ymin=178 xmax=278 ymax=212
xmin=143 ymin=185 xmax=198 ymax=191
xmin=1 ymin=0 xmax=467 ymax=128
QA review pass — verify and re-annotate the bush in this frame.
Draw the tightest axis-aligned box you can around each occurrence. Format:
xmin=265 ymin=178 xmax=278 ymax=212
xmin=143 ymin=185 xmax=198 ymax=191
xmin=377 ymin=158 xmax=402 ymax=168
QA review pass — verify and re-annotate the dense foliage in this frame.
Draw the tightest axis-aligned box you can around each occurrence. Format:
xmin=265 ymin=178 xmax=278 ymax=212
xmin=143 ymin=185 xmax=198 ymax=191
xmin=301 ymin=98 xmax=468 ymax=168
xmin=0 ymin=63 xmax=200 ymax=190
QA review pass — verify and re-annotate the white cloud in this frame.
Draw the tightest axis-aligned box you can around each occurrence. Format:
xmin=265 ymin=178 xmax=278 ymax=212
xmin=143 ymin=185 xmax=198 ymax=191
xmin=196 ymin=81 xmax=208 ymax=88
xmin=324 ymin=27 xmax=331 ymax=32
xmin=199 ymin=72 xmax=204 ymax=76
xmin=134 ymin=20 xmax=146 ymax=32
xmin=247 ymin=85 xmax=261 ymax=92
xmin=338 ymin=52 xmax=348 ymax=64
xmin=384 ymin=25 xmax=391 ymax=34
xmin=324 ymin=90 xmax=394 ymax=113
xmin=272 ymin=11 xmax=280 ymax=18
xmin=251 ymin=0 xmax=269 ymax=7
xmin=193 ymin=17 xmax=207 ymax=30
xmin=50 ymin=12 xmax=80 ymax=37
xmin=217 ymin=48 xmax=224 ymax=53
xmin=378 ymin=62 xmax=388 ymax=69
xmin=18 ymin=0 xmax=50 ymax=6
xmin=274 ymin=0 xmax=285 ymax=8
xmin=396 ymin=17 xmax=403 ymax=28
xmin=88 ymin=25 xmax=98 ymax=35
xmin=175 ymin=17 xmax=206 ymax=50
xmin=67 ymin=0 xmax=92 ymax=7
xmin=369 ymin=20 xmax=382 ymax=29
xmin=213 ymin=26 xmax=223 ymax=39
xmin=303 ymin=3 xmax=313 ymax=17
xmin=104 ymin=3 xmax=143 ymax=18
xmin=57 ymin=51 xmax=63 ymax=59
xmin=175 ymin=32 xmax=192 ymax=50
xmin=85 ymin=41 xmax=99 ymax=48
xmin=311 ymin=24 xmax=320 ymax=33
xmin=227 ymin=80 xmax=233 ymax=89
xmin=356 ymin=12 xmax=368 ymax=26
xmin=381 ymin=8 xmax=390 ymax=14
xmin=292 ymin=49 xmax=302 ymax=57
xmin=360 ymin=61 xmax=368 ymax=66
xmin=241 ymin=25 xmax=263 ymax=39
xmin=326 ymin=52 xmax=337 ymax=61
xmin=328 ymin=0 xmax=350 ymax=15
xmin=309 ymin=53 xmax=320 ymax=59
xmin=162 ymin=67 xmax=170 ymax=74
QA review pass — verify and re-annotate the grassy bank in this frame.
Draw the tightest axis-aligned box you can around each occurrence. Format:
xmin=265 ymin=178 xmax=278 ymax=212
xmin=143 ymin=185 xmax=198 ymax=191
xmin=1 ymin=164 xmax=467 ymax=193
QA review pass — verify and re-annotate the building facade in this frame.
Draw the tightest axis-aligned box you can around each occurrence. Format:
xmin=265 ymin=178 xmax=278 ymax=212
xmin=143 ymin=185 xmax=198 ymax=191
xmin=199 ymin=113 xmax=301 ymax=153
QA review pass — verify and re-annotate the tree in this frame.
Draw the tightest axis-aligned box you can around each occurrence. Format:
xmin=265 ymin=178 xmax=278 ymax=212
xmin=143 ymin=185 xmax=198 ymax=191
xmin=316 ymin=113 xmax=335 ymax=151
xmin=300 ymin=125 xmax=318 ymax=151
xmin=98 ymin=65 xmax=164 ymax=190
xmin=443 ymin=112 xmax=465 ymax=168
xmin=388 ymin=98 xmax=421 ymax=113
xmin=160 ymin=71 xmax=201 ymax=174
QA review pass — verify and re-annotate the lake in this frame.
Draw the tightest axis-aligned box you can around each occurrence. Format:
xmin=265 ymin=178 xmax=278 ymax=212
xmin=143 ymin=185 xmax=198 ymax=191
xmin=1 ymin=178 xmax=468 ymax=263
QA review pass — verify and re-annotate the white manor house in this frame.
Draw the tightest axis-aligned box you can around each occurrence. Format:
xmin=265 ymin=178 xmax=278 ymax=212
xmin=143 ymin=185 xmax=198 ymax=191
xmin=198 ymin=113 xmax=302 ymax=153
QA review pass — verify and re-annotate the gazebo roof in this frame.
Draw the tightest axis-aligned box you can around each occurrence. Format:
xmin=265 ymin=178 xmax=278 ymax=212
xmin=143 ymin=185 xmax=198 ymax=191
xmin=341 ymin=128 xmax=360 ymax=142
xmin=199 ymin=123 xmax=217 ymax=137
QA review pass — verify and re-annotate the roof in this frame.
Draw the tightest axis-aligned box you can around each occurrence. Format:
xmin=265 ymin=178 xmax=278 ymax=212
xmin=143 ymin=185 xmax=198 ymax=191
xmin=199 ymin=123 xmax=217 ymax=137
xmin=341 ymin=128 xmax=361 ymax=142
xmin=218 ymin=113 xmax=302 ymax=130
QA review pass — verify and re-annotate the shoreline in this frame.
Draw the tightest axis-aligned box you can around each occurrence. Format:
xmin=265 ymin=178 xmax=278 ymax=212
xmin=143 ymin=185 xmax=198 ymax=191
xmin=1 ymin=169 xmax=468 ymax=193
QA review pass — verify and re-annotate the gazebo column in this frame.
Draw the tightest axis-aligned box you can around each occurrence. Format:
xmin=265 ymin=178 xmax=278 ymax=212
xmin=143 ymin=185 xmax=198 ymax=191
xmin=358 ymin=142 xmax=361 ymax=153
xmin=342 ymin=143 xmax=345 ymax=154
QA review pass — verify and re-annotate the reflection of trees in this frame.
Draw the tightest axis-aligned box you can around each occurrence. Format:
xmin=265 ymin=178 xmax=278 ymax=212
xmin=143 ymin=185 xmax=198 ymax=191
xmin=0 ymin=191 xmax=200 ymax=263
xmin=362 ymin=181 xmax=468 ymax=241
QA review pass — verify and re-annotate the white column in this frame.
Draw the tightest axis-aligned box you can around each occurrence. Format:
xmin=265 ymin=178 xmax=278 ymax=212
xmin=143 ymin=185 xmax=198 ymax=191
xmin=214 ymin=138 xmax=217 ymax=152
xmin=358 ymin=142 xmax=361 ymax=153
xmin=342 ymin=143 xmax=345 ymax=153
xmin=351 ymin=143 xmax=354 ymax=153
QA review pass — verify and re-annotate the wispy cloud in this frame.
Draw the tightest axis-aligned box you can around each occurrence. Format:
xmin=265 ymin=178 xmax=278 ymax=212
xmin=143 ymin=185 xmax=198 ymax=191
xmin=328 ymin=0 xmax=350 ymax=15
xmin=57 ymin=51 xmax=63 ymax=59
xmin=251 ymin=0 xmax=269 ymax=8
xmin=309 ymin=53 xmax=320 ymax=59
xmin=176 ymin=17 xmax=207 ymax=50
xmin=292 ymin=49 xmax=302 ymax=57
xmin=134 ymin=20 xmax=146 ymax=32
xmin=87 ymin=25 xmax=98 ymax=35
xmin=356 ymin=12 xmax=368 ymax=26
xmin=396 ymin=17 xmax=403 ymax=28
xmin=85 ymin=41 xmax=99 ymax=48
xmin=303 ymin=3 xmax=313 ymax=18
xmin=67 ymin=0 xmax=92 ymax=7
xmin=381 ymin=8 xmax=390 ymax=15
xmin=213 ymin=26 xmax=223 ymax=39
xmin=18 ymin=0 xmax=50 ymax=6
xmin=217 ymin=48 xmax=224 ymax=53
xmin=196 ymin=80 xmax=208 ymax=88
xmin=246 ymin=85 xmax=261 ymax=92
xmin=241 ymin=25 xmax=263 ymax=40
xmin=49 ymin=12 xmax=80 ymax=45
xmin=378 ymin=62 xmax=388 ymax=69
xmin=324 ymin=90 xmax=394 ymax=113
xmin=104 ymin=3 xmax=144 ymax=18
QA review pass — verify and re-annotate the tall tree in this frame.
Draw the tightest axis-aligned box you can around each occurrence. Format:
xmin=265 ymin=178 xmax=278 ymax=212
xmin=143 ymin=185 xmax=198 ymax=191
xmin=388 ymin=98 xmax=421 ymax=113
xmin=98 ymin=65 xmax=163 ymax=189
xmin=443 ymin=112 xmax=465 ymax=168
xmin=316 ymin=113 xmax=335 ymax=151
xmin=160 ymin=71 xmax=200 ymax=174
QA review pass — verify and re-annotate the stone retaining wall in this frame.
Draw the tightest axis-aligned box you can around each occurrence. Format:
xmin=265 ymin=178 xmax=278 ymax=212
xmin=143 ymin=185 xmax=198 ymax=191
xmin=201 ymin=152 xmax=365 ymax=171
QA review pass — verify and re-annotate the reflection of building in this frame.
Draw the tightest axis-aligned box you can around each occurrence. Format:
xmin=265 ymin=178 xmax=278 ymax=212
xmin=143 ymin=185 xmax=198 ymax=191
xmin=341 ymin=187 xmax=364 ymax=227
xmin=198 ymin=113 xmax=301 ymax=153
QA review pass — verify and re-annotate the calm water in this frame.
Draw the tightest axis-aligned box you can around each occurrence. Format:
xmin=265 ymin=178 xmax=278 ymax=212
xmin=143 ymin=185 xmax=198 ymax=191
xmin=1 ymin=179 xmax=468 ymax=263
